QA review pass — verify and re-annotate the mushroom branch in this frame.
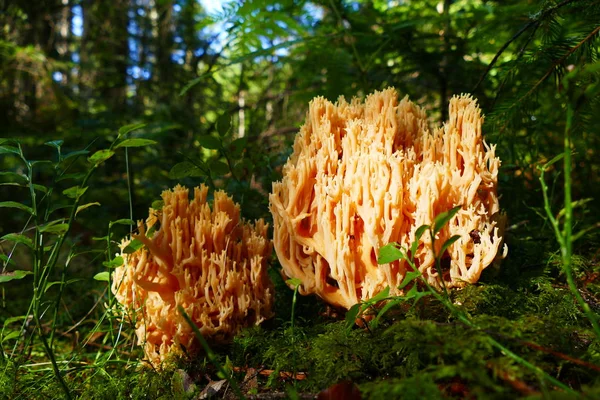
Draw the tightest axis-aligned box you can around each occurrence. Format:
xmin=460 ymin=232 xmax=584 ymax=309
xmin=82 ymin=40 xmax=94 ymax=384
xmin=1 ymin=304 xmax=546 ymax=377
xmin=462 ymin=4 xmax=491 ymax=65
xmin=269 ymin=88 xmax=507 ymax=310
xmin=112 ymin=184 xmax=274 ymax=367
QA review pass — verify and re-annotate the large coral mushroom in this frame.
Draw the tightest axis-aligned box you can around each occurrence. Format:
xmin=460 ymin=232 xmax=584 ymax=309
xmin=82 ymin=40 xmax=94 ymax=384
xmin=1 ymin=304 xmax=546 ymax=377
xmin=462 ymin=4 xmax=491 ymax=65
xmin=112 ymin=185 xmax=273 ymax=367
xmin=269 ymin=88 xmax=507 ymax=310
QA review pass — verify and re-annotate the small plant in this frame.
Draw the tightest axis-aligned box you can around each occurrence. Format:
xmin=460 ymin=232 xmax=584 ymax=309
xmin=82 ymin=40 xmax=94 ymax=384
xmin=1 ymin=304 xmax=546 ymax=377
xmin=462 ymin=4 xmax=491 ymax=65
xmin=345 ymin=206 xmax=578 ymax=394
xmin=344 ymin=206 xmax=461 ymax=330
xmin=0 ymin=124 xmax=154 ymax=398
xmin=538 ymin=63 xmax=600 ymax=341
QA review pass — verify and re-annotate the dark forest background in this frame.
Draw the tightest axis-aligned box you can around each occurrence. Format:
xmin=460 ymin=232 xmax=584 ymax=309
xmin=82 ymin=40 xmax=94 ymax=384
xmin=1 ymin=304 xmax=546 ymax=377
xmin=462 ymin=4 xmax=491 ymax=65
xmin=2 ymin=0 xmax=599 ymax=226
xmin=1 ymin=0 xmax=600 ymax=398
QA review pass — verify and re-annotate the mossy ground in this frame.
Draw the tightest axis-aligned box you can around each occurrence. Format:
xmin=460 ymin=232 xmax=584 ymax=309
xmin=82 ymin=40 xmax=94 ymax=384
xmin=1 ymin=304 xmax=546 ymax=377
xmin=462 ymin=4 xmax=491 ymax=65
xmin=2 ymin=218 xmax=599 ymax=399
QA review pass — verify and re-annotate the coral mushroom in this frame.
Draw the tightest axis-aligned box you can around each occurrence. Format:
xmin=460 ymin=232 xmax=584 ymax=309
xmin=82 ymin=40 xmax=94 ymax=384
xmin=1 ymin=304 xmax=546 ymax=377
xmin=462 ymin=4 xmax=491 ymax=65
xmin=269 ymin=88 xmax=507 ymax=310
xmin=112 ymin=184 xmax=273 ymax=367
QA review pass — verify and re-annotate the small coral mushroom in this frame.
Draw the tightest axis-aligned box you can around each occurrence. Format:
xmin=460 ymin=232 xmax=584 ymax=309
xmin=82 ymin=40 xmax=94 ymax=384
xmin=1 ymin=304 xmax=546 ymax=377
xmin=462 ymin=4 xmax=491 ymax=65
xmin=112 ymin=184 xmax=273 ymax=367
xmin=269 ymin=88 xmax=507 ymax=310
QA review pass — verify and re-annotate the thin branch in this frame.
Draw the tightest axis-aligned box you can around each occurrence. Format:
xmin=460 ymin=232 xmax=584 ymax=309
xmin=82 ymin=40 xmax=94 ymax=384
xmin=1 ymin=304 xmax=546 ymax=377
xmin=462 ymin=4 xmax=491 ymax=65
xmin=511 ymin=25 xmax=600 ymax=109
xmin=473 ymin=0 xmax=581 ymax=92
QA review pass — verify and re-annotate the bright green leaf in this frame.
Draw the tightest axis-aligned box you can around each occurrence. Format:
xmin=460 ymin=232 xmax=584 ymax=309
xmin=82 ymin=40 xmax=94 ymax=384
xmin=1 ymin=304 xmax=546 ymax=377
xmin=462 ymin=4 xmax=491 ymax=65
xmin=368 ymin=287 xmax=390 ymax=304
xmin=88 ymin=149 xmax=115 ymax=165
xmin=44 ymin=278 xmax=83 ymax=293
xmin=63 ymin=185 xmax=87 ymax=199
xmin=44 ymin=140 xmax=63 ymax=149
xmin=39 ymin=223 xmax=69 ymax=235
xmin=439 ymin=235 xmax=461 ymax=256
xmin=377 ymin=244 xmax=404 ymax=264
xmin=76 ymin=202 xmax=100 ymax=216
xmin=410 ymin=225 xmax=430 ymax=258
xmin=102 ymin=256 xmax=124 ymax=268
xmin=115 ymin=138 xmax=157 ymax=148
xmin=1 ymin=233 xmax=33 ymax=249
xmin=433 ymin=206 xmax=462 ymax=234
xmin=118 ymin=123 xmax=146 ymax=137
xmin=345 ymin=303 xmax=361 ymax=331
xmin=1 ymin=331 xmax=22 ymax=343
xmin=0 ymin=270 xmax=33 ymax=283
xmin=286 ymin=278 xmax=302 ymax=288
xmin=0 ymin=254 xmax=17 ymax=267
xmin=110 ymin=219 xmax=135 ymax=228
xmin=0 ymin=146 xmax=20 ymax=155
xmin=151 ymin=200 xmax=164 ymax=210
xmin=93 ymin=272 xmax=110 ymax=282
xmin=123 ymin=239 xmax=143 ymax=254
xmin=375 ymin=298 xmax=403 ymax=323
xmin=398 ymin=270 xmax=421 ymax=290
xmin=0 ymin=201 xmax=33 ymax=215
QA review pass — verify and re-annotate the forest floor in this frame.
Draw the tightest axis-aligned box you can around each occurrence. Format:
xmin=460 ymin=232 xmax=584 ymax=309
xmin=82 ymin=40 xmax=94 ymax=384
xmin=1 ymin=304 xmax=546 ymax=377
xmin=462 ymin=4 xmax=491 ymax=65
xmin=2 ymin=216 xmax=600 ymax=399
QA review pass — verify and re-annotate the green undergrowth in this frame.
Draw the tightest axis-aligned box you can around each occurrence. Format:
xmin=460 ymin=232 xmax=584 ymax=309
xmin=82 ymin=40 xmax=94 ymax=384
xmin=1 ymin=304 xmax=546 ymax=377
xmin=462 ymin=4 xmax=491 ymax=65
xmin=1 ymin=217 xmax=599 ymax=399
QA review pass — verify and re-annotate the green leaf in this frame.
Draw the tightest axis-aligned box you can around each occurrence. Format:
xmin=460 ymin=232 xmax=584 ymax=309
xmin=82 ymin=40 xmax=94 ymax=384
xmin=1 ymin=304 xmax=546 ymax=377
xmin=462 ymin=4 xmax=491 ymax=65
xmin=43 ymin=278 xmax=83 ymax=293
xmin=0 ymin=139 xmax=16 ymax=146
xmin=32 ymin=184 xmax=48 ymax=193
xmin=0 ymin=270 xmax=33 ymax=283
xmin=375 ymin=298 xmax=403 ymax=323
xmin=115 ymin=138 xmax=157 ymax=148
xmin=1 ymin=330 xmax=22 ymax=343
xmin=404 ymin=285 xmax=428 ymax=304
xmin=39 ymin=222 xmax=69 ymax=235
xmin=410 ymin=224 xmax=430 ymax=258
xmin=44 ymin=140 xmax=63 ymax=149
xmin=91 ymin=235 xmax=108 ymax=242
xmin=216 ymin=114 xmax=232 ymax=137
xmin=0 ymin=201 xmax=33 ymax=215
xmin=62 ymin=150 xmax=90 ymax=161
xmin=123 ymin=239 xmax=143 ymax=254
xmin=102 ymin=256 xmax=124 ymax=268
xmin=377 ymin=244 xmax=404 ymax=264
xmin=538 ymin=153 xmax=565 ymax=171
xmin=368 ymin=286 xmax=390 ymax=304
xmin=88 ymin=149 xmax=115 ymax=165
xmin=0 ymin=172 xmax=28 ymax=184
xmin=169 ymin=161 xmax=204 ymax=179
xmin=557 ymin=198 xmax=594 ymax=219
xmin=29 ymin=160 xmax=53 ymax=167
xmin=118 ymin=123 xmax=146 ymax=137
xmin=0 ymin=145 xmax=20 ymax=155
xmin=76 ymin=202 xmax=100 ymax=216
xmin=1 ymin=233 xmax=33 ymax=249
xmin=198 ymin=136 xmax=221 ymax=150
xmin=345 ymin=303 xmax=361 ymax=331
xmin=209 ymin=160 xmax=229 ymax=176
xmin=110 ymin=219 xmax=135 ymax=228
xmin=439 ymin=235 xmax=461 ymax=256
xmin=286 ymin=278 xmax=302 ymax=288
xmin=398 ymin=270 xmax=421 ymax=290
xmin=433 ymin=206 xmax=462 ymax=234
xmin=63 ymin=185 xmax=87 ymax=199
xmin=151 ymin=200 xmax=164 ymax=210
xmin=0 ymin=254 xmax=17 ymax=267
xmin=93 ymin=272 xmax=110 ymax=282
xmin=415 ymin=225 xmax=429 ymax=242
